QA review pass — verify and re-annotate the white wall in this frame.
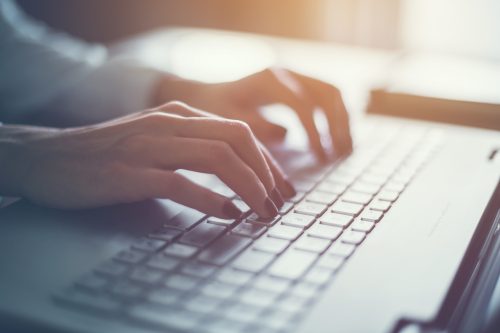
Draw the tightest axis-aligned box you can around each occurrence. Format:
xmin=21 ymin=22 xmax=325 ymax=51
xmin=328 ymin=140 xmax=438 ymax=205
xmin=401 ymin=0 xmax=500 ymax=60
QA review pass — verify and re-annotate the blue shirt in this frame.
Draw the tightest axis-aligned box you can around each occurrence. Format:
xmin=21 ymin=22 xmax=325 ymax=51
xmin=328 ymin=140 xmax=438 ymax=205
xmin=0 ymin=0 xmax=162 ymax=125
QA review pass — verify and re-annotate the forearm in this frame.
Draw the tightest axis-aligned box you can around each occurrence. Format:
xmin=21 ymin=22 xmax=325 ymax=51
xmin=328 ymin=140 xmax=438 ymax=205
xmin=0 ymin=124 xmax=60 ymax=197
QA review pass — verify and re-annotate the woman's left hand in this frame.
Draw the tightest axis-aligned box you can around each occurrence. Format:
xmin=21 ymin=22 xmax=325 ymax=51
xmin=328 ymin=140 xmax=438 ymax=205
xmin=156 ymin=68 xmax=352 ymax=160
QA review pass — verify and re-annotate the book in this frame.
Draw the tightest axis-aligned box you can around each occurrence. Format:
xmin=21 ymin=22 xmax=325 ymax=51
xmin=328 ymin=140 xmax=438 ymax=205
xmin=367 ymin=53 xmax=500 ymax=130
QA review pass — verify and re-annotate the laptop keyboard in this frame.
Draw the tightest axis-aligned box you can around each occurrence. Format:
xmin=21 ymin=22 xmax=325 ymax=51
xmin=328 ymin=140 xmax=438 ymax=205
xmin=54 ymin=125 xmax=442 ymax=333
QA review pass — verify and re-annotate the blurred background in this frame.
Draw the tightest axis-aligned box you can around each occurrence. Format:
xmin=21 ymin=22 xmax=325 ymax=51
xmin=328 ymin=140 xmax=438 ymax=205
xmin=17 ymin=0 xmax=500 ymax=61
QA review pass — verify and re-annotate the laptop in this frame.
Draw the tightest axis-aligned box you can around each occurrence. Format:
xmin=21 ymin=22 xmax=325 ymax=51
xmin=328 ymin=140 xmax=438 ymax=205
xmin=0 ymin=106 xmax=499 ymax=332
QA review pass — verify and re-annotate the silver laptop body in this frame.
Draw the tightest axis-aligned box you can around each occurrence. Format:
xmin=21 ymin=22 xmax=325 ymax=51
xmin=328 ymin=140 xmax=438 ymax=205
xmin=1 ymin=114 xmax=499 ymax=333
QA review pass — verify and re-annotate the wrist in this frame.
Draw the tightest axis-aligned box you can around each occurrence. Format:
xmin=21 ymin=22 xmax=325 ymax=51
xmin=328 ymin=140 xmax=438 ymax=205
xmin=0 ymin=125 xmax=60 ymax=197
xmin=152 ymin=74 xmax=206 ymax=108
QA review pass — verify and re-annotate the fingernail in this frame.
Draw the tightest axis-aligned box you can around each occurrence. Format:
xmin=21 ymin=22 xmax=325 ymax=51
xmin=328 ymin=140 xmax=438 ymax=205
xmin=262 ymin=197 xmax=278 ymax=218
xmin=222 ymin=201 xmax=243 ymax=219
xmin=270 ymin=187 xmax=285 ymax=208
xmin=283 ymin=179 xmax=297 ymax=198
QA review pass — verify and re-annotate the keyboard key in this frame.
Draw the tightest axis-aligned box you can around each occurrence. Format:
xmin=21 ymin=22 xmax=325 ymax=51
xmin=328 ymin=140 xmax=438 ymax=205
xmin=268 ymin=249 xmax=317 ymax=280
xmin=331 ymin=201 xmax=363 ymax=216
xmin=358 ymin=174 xmax=387 ymax=186
xmin=280 ymin=213 xmax=315 ymax=229
xmin=232 ymin=221 xmax=266 ymax=238
xmin=129 ymin=266 xmax=164 ymax=285
xmin=224 ymin=303 xmax=263 ymax=323
xmin=95 ymin=261 xmax=128 ymax=277
xmin=278 ymin=202 xmax=294 ymax=215
xmin=307 ymin=224 xmax=342 ymax=240
xmin=341 ymin=191 xmax=373 ymax=205
xmin=204 ymin=318 xmax=247 ymax=333
xmin=341 ymin=230 xmax=366 ymax=245
xmin=319 ymin=212 xmax=353 ymax=228
xmin=360 ymin=209 xmax=384 ymax=222
xmin=232 ymin=199 xmax=251 ymax=215
xmin=111 ymin=280 xmax=144 ymax=299
xmin=303 ymin=267 xmax=334 ymax=285
xmin=295 ymin=202 xmax=327 ymax=217
xmin=377 ymin=190 xmax=399 ymax=202
xmin=232 ymin=249 xmax=275 ymax=273
xmin=291 ymin=281 xmax=320 ymax=298
xmin=294 ymin=234 xmax=331 ymax=253
xmin=268 ymin=224 xmax=303 ymax=241
xmin=148 ymin=226 xmax=182 ymax=242
xmin=75 ymin=274 xmax=108 ymax=292
xmin=239 ymin=288 xmax=279 ymax=307
xmin=292 ymin=179 xmax=316 ymax=192
xmin=252 ymin=236 xmax=290 ymax=254
xmin=185 ymin=295 xmax=223 ymax=314
xmin=198 ymin=234 xmax=252 ymax=266
xmin=383 ymin=181 xmax=405 ymax=193
xmin=391 ymin=172 xmax=412 ymax=185
xmin=166 ymin=208 xmax=205 ymax=230
xmin=260 ymin=311 xmax=297 ymax=330
xmin=286 ymin=191 xmax=306 ymax=203
xmin=306 ymin=191 xmax=337 ymax=205
xmin=129 ymin=305 xmax=199 ymax=331
xmin=146 ymin=287 xmax=181 ymax=306
xmin=216 ymin=268 xmax=253 ymax=285
xmin=326 ymin=172 xmax=356 ymax=185
xmin=207 ymin=217 xmax=237 ymax=226
xmin=201 ymin=281 xmax=238 ymax=298
xmin=350 ymin=220 xmax=375 ymax=233
xmin=55 ymin=288 xmax=120 ymax=314
xmin=317 ymin=182 xmax=347 ymax=194
xmin=252 ymin=275 xmax=292 ymax=294
xmin=350 ymin=181 xmax=381 ymax=195
xmin=163 ymin=243 xmax=198 ymax=258
xmin=277 ymin=295 xmax=311 ymax=313
xmin=163 ymin=274 xmax=199 ymax=291
xmin=146 ymin=254 xmax=180 ymax=271
xmin=246 ymin=212 xmax=280 ymax=226
xmin=114 ymin=249 xmax=147 ymax=265
xmin=369 ymin=200 xmax=392 ymax=212
xmin=179 ymin=221 xmax=226 ymax=247
xmin=316 ymin=254 xmax=345 ymax=270
xmin=327 ymin=242 xmax=356 ymax=258
xmin=181 ymin=262 xmax=217 ymax=278
xmin=132 ymin=238 xmax=167 ymax=253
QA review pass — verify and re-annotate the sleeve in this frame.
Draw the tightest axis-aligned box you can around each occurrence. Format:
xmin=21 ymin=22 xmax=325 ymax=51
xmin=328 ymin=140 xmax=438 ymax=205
xmin=0 ymin=0 xmax=163 ymax=126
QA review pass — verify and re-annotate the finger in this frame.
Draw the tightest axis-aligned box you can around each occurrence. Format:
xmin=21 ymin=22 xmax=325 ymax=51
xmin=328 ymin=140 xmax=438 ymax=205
xmin=250 ymin=68 xmax=327 ymax=160
xmin=179 ymin=117 xmax=285 ymax=205
xmin=158 ymin=102 xmax=285 ymax=207
xmin=258 ymin=142 xmax=297 ymax=198
xmin=288 ymin=71 xmax=352 ymax=154
xmin=139 ymin=169 xmax=243 ymax=219
xmin=237 ymin=112 xmax=288 ymax=142
xmin=144 ymin=136 xmax=279 ymax=219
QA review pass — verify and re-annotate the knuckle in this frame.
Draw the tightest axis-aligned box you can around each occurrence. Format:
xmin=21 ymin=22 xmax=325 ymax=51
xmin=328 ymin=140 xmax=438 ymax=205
xmin=142 ymin=112 xmax=169 ymax=125
xmin=229 ymin=120 xmax=253 ymax=142
xmin=161 ymin=100 xmax=188 ymax=112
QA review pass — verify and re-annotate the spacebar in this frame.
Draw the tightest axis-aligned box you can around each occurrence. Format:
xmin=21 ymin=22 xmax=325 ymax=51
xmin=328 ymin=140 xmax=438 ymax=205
xmin=198 ymin=234 xmax=252 ymax=266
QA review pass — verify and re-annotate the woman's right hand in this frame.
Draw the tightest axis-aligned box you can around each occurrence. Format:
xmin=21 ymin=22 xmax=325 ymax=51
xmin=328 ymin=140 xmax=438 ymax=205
xmin=0 ymin=102 xmax=296 ymax=219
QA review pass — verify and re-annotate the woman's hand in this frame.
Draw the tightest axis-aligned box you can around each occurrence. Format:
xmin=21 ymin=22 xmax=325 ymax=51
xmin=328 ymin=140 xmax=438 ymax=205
xmin=0 ymin=102 xmax=295 ymax=218
xmin=156 ymin=68 xmax=353 ymax=160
